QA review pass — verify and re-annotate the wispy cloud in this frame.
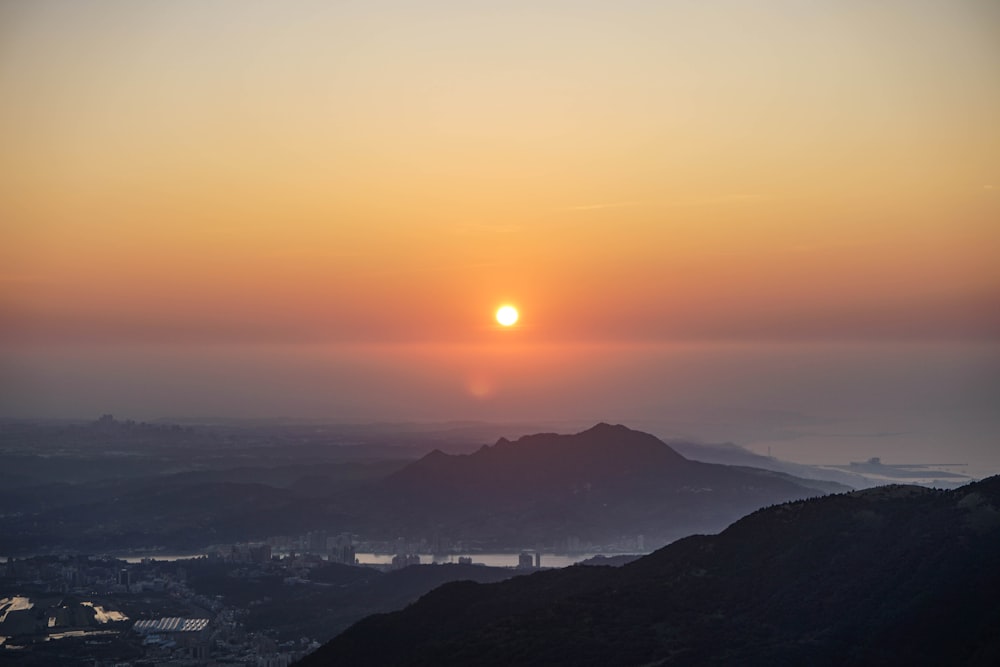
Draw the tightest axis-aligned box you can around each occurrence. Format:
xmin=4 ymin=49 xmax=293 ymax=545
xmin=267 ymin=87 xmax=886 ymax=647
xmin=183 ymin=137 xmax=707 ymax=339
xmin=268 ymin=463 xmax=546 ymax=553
xmin=559 ymin=195 xmax=769 ymax=213
xmin=562 ymin=201 xmax=643 ymax=211
xmin=664 ymin=194 xmax=769 ymax=208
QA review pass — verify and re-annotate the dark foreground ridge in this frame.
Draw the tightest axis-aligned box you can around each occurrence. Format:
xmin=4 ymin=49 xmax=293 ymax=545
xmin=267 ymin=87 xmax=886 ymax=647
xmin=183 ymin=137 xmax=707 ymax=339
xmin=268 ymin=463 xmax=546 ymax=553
xmin=300 ymin=475 xmax=1000 ymax=666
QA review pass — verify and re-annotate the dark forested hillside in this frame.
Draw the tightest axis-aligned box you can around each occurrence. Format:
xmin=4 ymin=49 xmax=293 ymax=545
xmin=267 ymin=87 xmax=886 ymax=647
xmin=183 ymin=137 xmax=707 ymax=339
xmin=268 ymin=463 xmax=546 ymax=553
xmin=301 ymin=476 xmax=1000 ymax=666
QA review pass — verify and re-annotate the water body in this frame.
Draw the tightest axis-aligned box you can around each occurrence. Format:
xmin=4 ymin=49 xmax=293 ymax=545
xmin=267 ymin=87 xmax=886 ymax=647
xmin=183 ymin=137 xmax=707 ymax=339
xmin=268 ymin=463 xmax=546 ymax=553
xmin=5 ymin=553 xmax=607 ymax=567
xmin=132 ymin=551 xmax=635 ymax=568
xmin=81 ymin=601 xmax=128 ymax=623
xmin=354 ymin=552 xmax=611 ymax=568
xmin=120 ymin=553 xmax=206 ymax=563
xmin=0 ymin=597 xmax=33 ymax=623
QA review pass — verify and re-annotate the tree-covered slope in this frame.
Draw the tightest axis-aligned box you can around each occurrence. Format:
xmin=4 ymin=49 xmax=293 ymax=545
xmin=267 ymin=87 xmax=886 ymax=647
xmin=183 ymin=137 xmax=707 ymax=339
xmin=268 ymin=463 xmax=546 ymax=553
xmin=301 ymin=476 xmax=1000 ymax=666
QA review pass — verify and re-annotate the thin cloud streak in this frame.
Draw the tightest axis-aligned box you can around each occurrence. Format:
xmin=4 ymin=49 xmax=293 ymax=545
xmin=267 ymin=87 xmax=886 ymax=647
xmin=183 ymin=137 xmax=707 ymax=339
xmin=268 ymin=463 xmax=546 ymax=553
xmin=560 ymin=195 xmax=769 ymax=213
xmin=563 ymin=201 xmax=644 ymax=211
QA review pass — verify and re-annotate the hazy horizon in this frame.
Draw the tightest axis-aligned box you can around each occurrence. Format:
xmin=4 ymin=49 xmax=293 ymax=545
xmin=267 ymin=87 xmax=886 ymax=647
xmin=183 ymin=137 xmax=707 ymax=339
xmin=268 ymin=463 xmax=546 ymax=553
xmin=4 ymin=340 xmax=998 ymax=478
xmin=2 ymin=3 xmax=998 ymax=477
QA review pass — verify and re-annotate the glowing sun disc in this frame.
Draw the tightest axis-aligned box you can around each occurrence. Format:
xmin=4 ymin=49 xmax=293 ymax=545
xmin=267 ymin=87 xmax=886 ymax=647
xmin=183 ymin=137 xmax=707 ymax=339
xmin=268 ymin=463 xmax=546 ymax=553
xmin=496 ymin=305 xmax=519 ymax=326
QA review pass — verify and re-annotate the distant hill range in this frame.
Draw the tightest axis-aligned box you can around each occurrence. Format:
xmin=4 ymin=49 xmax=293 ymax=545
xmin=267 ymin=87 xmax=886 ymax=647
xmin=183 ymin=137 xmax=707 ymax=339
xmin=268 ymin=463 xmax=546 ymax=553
xmin=665 ymin=439 xmax=872 ymax=488
xmin=364 ymin=423 xmax=849 ymax=549
xmin=668 ymin=440 xmax=972 ymax=489
xmin=0 ymin=421 xmax=849 ymax=554
xmin=301 ymin=475 xmax=1000 ymax=666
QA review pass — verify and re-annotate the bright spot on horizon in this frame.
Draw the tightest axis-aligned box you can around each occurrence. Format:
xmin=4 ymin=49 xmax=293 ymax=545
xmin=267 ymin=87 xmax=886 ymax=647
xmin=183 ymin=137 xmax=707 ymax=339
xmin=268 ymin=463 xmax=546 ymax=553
xmin=496 ymin=305 xmax=519 ymax=327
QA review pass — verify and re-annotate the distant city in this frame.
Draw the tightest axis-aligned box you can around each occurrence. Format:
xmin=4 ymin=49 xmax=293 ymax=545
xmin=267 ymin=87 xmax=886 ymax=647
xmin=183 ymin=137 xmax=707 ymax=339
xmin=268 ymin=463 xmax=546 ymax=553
xmin=1 ymin=541 xmax=559 ymax=666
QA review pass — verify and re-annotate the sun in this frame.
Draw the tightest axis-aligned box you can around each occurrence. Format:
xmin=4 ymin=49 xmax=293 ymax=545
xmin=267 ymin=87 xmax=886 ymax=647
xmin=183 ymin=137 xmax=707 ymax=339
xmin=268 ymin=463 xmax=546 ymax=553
xmin=496 ymin=305 xmax=519 ymax=327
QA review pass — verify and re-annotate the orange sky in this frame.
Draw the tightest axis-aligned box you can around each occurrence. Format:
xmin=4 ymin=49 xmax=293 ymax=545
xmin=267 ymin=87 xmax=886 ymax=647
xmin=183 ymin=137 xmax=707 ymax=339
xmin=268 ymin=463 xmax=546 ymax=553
xmin=2 ymin=0 xmax=998 ymax=347
xmin=2 ymin=2 xmax=1000 ymax=476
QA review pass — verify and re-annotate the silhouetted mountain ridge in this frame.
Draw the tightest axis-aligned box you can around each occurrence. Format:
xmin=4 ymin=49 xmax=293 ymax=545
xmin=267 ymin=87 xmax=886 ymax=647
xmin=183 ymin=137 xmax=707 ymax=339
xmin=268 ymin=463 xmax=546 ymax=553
xmin=389 ymin=423 xmax=685 ymax=495
xmin=301 ymin=475 xmax=1000 ymax=666
xmin=370 ymin=423 xmax=848 ymax=549
xmin=0 ymin=421 xmax=849 ymax=554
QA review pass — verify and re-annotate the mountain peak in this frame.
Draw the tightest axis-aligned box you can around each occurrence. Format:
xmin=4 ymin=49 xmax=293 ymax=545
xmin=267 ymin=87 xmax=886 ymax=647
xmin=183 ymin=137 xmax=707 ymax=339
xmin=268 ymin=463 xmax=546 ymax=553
xmin=390 ymin=423 xmax=693 ymax=503
xmin=582 ymin=422 xmax=627 ymax=433
xmin=378 ymin=423 xmax=842 ymax=552
xmin=484 ymin=423 xmax=686 ymax=464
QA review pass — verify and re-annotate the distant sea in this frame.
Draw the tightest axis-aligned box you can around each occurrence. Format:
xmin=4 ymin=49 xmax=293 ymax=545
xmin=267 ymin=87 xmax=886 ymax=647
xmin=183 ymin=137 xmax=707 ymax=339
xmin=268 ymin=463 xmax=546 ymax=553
xmin=5 ymin=340 xmax=997 ymax=477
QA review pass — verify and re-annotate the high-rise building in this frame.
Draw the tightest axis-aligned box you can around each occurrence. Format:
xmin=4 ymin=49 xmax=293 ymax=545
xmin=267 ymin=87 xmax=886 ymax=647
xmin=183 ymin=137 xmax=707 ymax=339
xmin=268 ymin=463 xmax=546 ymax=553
xmin=326 ymin=533 xmax=356 ymax=565
xmin=391 ymin=554 xmax=420 ymax=569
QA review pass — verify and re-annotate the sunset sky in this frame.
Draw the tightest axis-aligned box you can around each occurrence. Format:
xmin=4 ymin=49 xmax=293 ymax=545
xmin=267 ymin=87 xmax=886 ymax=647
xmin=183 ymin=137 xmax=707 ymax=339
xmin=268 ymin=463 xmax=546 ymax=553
xmin=2 ymin=2 xmax=998 ymax=469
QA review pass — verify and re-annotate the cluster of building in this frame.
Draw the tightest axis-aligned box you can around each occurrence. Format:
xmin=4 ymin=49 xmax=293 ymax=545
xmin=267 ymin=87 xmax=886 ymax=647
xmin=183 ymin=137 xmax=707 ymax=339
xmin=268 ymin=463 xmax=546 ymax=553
xmin=518 ymin=552 xmax=542 ymax=569
xmin=243 ymin=530 xmax=358 ymax=565
xmin=390 ymin=553 xmax=421 ymax=569
xmin=214 ymin=529 xmax=647 ymax=572
xmin=0 ymin=554 xmax=319 ymax=666
xmin=127 ymin=608 xmax=315 ymax=667
xmin=4 ymin=555 xmax=164 ymax=596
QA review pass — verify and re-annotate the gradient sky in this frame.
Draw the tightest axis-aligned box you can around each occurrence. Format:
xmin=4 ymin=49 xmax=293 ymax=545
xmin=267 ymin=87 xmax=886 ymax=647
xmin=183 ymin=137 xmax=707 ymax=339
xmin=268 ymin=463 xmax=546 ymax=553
xmin=1 ymin=1 xmax=998 ymax=469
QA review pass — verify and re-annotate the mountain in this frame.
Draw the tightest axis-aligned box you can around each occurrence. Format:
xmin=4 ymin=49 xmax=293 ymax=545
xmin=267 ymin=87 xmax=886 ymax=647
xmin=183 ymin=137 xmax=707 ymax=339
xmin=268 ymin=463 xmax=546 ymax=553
xmin=0 ymin=422 xmax=850 ymax=556
xmin=365 ymin=423 xmax=850 ymax=548
xmin=668 ymin=439 xmax=974 ymax=490
xmin=666 ymin=439 xmax=873 ymax=488
xmin=300 ymin=476 xmax=1000 ymax=666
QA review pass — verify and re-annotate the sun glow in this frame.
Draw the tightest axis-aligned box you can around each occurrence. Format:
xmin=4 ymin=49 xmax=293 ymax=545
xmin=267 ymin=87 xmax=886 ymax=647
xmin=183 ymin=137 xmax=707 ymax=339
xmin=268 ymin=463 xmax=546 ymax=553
xmin=496 ymin=306 xmax=519 ymax=327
